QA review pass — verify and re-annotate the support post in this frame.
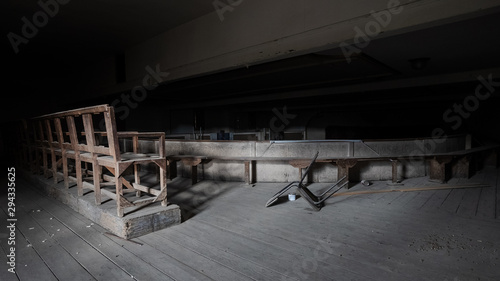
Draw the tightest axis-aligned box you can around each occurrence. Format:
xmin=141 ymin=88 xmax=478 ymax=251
xmin=133 ymin=135 xmax=141 ymax=197
xmin=168 ymin=160 xmax=178 ymax=180
xmin=289 ymin=159 xmax=313 ymax=182
xmin=244 ymin=161 xmax=251 ymax=185
xmin=452 ymin=155 xmax=472 ymax=179
xmin=388 ymin=159 xmax=403 ymax=186
xmin=428 ymin=156 xmax=453 ymax=183
xmin=182 ymin=158 xmax=203 ymax=185
xmin=191 ymin=165 xmax=198 ymax=185
xmin=335 ymin=159 xmax=358 ymax=189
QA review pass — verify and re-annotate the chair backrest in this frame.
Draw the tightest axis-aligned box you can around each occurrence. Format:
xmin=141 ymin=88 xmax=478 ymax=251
xmin=299 ymin=151 xmax=319 ymax=184
xmin=35 ymin=105 xmax=121 ymax=162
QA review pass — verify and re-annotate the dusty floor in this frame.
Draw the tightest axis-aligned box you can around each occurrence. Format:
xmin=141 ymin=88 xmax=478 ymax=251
xmin=1 ymin=167 xmax=499 ymax=280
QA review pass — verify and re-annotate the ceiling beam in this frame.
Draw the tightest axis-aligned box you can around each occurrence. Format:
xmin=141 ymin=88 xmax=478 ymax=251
xmin=164 ymin=67 xmax=500 ymax=109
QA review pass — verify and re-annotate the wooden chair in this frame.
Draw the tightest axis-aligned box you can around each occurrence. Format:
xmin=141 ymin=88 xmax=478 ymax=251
xmin=45 ymin=104 xmax=168 ymax=217
xmin=265 ymin=151 xmax=320 ymax=207
xmin=33 ymin=119 xmax=51 ymax=178
xmin=266 ymin=151 xmax=348 ymax=211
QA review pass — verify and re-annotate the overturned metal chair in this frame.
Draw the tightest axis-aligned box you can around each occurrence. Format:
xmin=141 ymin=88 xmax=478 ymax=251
xmin=265 ymin=151 xmax=347 ymax=211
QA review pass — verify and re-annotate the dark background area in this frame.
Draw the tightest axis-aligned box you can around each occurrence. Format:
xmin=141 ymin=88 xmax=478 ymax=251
xmin=1 ymin=2 xmax=500 ymax=166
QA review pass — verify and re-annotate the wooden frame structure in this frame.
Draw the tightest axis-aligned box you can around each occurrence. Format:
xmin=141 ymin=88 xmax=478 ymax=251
xmin=23 ymin=104 xmax=168 ymax=217
xmin=168 ymin=145 xmax=499 ymax=186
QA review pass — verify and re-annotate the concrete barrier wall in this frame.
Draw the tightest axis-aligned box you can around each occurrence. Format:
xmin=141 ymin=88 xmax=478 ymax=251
xmin=159 ymin=136 xmax=466 ymax=183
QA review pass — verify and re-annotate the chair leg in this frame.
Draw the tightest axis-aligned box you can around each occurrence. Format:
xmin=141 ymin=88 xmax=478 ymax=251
xmin=116 ymin=175 xmax=124 ymax=217
xmin=94 ymin=163 xmax=102 ymax=205
xmin=134 ymin=163 xmax=141 ymax=197
xmin=297 ymin=187 xmax=322 ymax=211
xmin=76 ymin=159 xmax=83 ymax=196
xmin=42 ymin=151 xmax=49 ymax=178
xmin=62 ymin=155 xmax=69 ymax=189
xmin=160 ymin=166 xmax=167 ymax=206
xmin=51 ymin=154 xmax=58 ymax=184
xmin=84 ymin=162 xmax=89 ymax=177
xmin=35 ymin=148 xmax=40 ymax=175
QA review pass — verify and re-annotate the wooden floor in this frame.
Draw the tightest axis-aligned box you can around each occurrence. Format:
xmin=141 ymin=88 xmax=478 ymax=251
xmin=1 ymin=167 xmax=500 ymax=280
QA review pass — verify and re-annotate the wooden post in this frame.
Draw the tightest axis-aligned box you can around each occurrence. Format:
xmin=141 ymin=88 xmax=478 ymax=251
xmin=251 ymin=160 xmax=256 ymax=184
xmin=94 ymin=160 xmax=102 ymax=205
xmin=244 ymin=161 xmax=250 ymax=185
xmin=103 ymin=108 xmax=121 ymax=162
xmin=428 ymin=156 xmax=453 ymax=183
xmin=116 ymin=164 xmax=124 ymax=217
xmin=159 ymin=134 xmax=167 ymax=206
xmin=66 ymin=116 xmax=83 ymax=195
xmin=336 ymin=159 xmax=358 ymax=189
xmin=45 ymin=119 xmax=58 ymax=184
xmin=243 ymin=160 xmax=255 ymax=185
xmin=391 ymin=159 xmax=398 ymax=183
xmin=160 ymin=164 xmax=167 ymax=207
xmin=289 ymin=159 xmax=313 ymax=182
xmin=452 ymin=155 xmax=471 ymax=179
xmin=83 ymin=114 xmax=101 ymax=204
xmin=388 ymin=159 xmax=404 ymax=185
xmin=181 ymin=158 xmax=202 ymax=185
xmin=191 ymin=165 xmax=198 ymax=185
xmin=54 ymin=118 xmax=69 ymax=188
xmin=37 ymin=121 xmax=49 ymax=178
xmin=168 ymin=160 xmax=178 ymax=180
xmin=133 ymin=135 xmax=141 ymax=197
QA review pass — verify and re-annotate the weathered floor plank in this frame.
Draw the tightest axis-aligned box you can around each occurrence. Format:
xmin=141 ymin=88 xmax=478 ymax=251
xmin=253 ymin=190 xmax=500 ymax=280
xmin=4 ymin=206 xmax=95 ymax=281
xmin=14 ymin=228 xmax=59 ymax=281
xmin=16 ymin=212 xmax=131 ymax=280
xmin=0 ymin=200 xmax=58 ymax=281
xmin=179 ymin=179 xmax=499 ymax=280
xmin=163 ymin=227 xmax=293 ymax=281
xmin=476 ymin=167 xmax=498 ymax=219
xmin=0 ymin=238 xmax=20 ymax=281
xmin=17 ymin=182 xmax=201 ymax=281
xmin=420 ymin=189 xmax=452 ymax=210
xmin=440 ymin=189 xmax=467 ymax=214
xmin=7 ymin=167 xmax=500 ymax=280
xmin=456 ymin=188 xmax=482 ymax=218
xmin=137 ymin=231 xmax=253 ymax=281
xmin=0 ymin=212 xmax=21 ymax=281
xmin=188 ymin=212 xmax=422 ymax=280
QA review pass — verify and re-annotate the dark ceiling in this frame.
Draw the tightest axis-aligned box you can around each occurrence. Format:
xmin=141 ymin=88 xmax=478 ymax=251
xmin=2 ymin=2 xmax=500 ymax=124
xmin=1 ymin=1 xmax=215 ymax=63
xmin=145 ymin=10 xmax=500 ymax=110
